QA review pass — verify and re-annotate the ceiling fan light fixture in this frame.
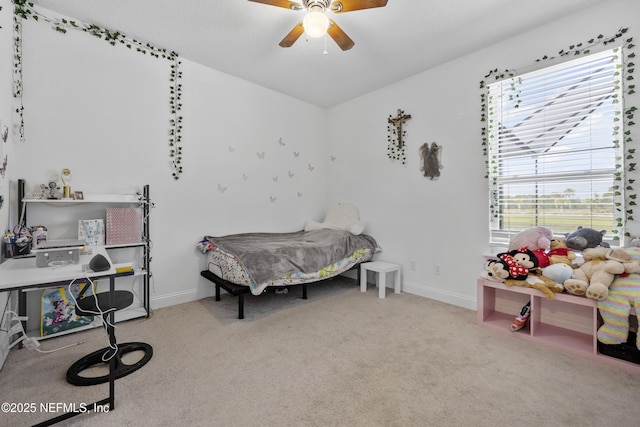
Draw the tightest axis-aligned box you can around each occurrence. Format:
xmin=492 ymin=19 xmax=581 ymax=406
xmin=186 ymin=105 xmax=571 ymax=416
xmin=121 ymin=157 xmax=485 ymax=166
xmin=302 ymin=10 xmax=330 ymax=38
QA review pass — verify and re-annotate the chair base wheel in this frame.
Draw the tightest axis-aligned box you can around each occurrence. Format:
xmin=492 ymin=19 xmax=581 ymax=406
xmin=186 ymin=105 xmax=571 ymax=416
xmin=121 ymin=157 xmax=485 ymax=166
xmin=66 ymin=342 xmax=153 ymax=386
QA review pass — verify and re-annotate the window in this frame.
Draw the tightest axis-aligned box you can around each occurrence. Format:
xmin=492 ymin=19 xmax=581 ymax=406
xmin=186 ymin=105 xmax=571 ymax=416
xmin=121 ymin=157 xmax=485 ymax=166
xmin=486 ymin=48 xmax=624 ymax=247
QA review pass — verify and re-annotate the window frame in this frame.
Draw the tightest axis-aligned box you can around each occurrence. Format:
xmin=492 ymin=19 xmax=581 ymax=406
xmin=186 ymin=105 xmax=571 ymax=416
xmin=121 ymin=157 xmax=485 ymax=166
xmin=484 ymin=47 xmax=626 ymax=248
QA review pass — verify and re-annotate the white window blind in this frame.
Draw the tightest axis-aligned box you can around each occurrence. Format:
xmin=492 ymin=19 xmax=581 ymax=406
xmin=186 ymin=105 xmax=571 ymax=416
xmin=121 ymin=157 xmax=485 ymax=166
xmin=487 ymin=48 xmax=624 ymax=246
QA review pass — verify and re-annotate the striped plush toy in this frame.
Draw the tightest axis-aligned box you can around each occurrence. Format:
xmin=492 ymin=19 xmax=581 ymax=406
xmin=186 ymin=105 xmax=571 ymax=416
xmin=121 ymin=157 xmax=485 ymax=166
xmin=597 ymin=247 xmax=640 ymax=350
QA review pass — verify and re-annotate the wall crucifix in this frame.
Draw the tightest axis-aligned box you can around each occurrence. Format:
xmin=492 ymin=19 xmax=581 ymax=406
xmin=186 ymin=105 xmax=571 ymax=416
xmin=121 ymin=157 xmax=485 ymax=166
xmin=387 ymin=108 xmax=412 ymax=164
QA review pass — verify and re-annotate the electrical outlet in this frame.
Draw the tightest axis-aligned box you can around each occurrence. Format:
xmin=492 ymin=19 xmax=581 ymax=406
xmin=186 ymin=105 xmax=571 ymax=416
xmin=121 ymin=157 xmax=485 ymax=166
xmin=410 ymin=259 xmax=416 ymax=271
xmin=434 ymin=264 xmax=441 ymax=275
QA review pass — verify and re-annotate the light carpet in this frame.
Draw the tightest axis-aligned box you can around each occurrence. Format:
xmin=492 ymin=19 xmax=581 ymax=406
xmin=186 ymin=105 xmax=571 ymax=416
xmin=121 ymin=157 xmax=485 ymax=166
xmin=1 ymin=277 xmax=640 ymax=426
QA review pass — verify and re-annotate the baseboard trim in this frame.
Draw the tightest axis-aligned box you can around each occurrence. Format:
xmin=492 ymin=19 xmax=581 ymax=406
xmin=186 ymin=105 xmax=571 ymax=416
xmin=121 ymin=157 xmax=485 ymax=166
xmin=402 ymin=280 xmax=477 ymax=311
xmin=150 ymin=279 xmax=477 ymax=312
xmin=151 ymin=289 xmax=210 ymax=310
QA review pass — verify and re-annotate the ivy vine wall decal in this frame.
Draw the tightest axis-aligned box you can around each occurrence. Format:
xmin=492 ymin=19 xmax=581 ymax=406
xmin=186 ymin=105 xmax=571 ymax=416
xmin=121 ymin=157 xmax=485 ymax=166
xmin=12 ymin=0 xmax=184 ymax=180
xmin=479 ymin=27 xmax=637 ymax=241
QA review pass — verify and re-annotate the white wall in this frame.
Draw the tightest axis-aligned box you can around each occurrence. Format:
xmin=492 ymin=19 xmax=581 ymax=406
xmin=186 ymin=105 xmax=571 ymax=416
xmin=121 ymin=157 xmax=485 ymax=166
xmin=3 ymin=0 xmax=640 ymax=320
xmin=0 ymin=0 xmax=16 ymax=370
xmin=327 ymin=0 xmax=640 ymax=309
xmin=9 ymin=11 xmax=329 ymax=310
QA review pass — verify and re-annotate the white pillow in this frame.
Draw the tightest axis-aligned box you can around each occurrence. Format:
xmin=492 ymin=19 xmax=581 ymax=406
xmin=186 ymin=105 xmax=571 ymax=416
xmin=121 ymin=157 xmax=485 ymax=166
xmin=304 ymin=203 xmax=366 ymax=235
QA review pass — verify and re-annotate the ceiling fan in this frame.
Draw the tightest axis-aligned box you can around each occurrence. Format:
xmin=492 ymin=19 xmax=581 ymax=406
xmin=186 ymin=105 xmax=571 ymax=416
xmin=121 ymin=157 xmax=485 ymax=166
xmin=248 ymin=0 xmax=388 ymax=51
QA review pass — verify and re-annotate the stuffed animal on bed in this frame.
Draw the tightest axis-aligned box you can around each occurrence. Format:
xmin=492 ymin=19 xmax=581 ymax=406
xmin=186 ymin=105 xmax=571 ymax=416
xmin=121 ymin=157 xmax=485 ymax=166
xmin=597 ymin=247 xmax=640 ymax=350
xmin=304 ymin=202 xmax=366 ymax=235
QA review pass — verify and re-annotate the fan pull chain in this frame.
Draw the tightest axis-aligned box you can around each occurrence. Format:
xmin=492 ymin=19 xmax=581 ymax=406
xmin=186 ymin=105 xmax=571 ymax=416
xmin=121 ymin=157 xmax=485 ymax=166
xmin=323 ymin=33 xmax=328 ymax=55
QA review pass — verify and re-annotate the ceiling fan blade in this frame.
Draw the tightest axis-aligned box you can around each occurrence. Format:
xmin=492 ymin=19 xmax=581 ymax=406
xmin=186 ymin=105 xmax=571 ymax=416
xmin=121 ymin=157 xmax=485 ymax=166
xmin=248 ymin=0 xmax=303 ymax=11
xmin=279 ymin=21 xmax=305 ymax=47
xmin=327 ymin=20 xmax=354 ymax=51
xmin=330 ymin=0 xmax=388 ymax=13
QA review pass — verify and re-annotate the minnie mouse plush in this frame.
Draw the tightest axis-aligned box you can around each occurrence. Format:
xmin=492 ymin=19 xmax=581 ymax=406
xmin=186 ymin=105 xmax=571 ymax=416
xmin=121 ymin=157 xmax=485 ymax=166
xmin=497 ymin=247 xmax=539 ymax=280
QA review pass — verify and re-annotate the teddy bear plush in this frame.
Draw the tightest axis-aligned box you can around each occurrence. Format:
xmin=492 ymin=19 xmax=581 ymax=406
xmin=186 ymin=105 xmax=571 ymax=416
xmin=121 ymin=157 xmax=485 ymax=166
xmin=564 ymin=247 xmax=640 ymax=300
xmin=597 ymin=247 xmax=640 ymax=350
xmin=565 ymin=226 xmax=608 ymax=251
xmin=508 ymin=226 xmax=553 ymax=252
xmin=547 ymin=237 xmax=577 ymax=266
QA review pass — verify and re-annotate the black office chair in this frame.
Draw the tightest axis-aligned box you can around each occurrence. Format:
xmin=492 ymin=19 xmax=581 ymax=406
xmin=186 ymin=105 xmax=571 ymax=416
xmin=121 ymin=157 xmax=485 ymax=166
xmin=66 ymin=286 xmax=153 ymax=386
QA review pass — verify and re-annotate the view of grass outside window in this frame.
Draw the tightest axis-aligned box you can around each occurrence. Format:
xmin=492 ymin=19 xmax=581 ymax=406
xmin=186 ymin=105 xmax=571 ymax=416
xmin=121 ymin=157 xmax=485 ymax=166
xmin=486 ymin=48 xmax=624 ymax=246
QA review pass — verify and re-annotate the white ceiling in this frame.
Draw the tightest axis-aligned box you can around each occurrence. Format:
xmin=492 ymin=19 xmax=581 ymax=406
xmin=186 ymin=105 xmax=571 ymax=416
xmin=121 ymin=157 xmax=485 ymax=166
xmin=34 ymin=0 xmax=607 ymax=108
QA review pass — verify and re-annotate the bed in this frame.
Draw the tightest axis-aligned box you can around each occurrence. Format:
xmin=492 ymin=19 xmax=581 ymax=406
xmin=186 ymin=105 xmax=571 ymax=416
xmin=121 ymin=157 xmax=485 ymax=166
xmin=198 ymin=228 xmax=380 ymax=318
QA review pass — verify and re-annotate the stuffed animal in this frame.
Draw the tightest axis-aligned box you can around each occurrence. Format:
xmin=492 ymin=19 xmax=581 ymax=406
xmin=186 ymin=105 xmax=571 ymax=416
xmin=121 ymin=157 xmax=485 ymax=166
xmin=481 ymin=258 xmax=510 ymax=283
xmin=496 ymin=248 xmax=563 ymax=299
xmin=597 ymin=247 xmax=640 ymax=350
xmin=542 ymin=263 xmax=573 ymax=286
xmin=481 ymin=250 xmax=536 ymax=283
xmin=508 ymin=226 xmax=553 ymax=252
xmin=547 ymin=237 xmax=577 ymax=266
xmin=497 ymin=248 xmax=539 ymax=280
xmin=304 ymin=202 xmax=366 ymax=235
xmin=505 ymin=273 xmax=564 ymax=300
xmin=565 ymin=226 xmax=608 ymax=251
xmin=532 ymin=248 xmax=551 ymax=268
xmin=564 ymin=247 xmax=640 ymax=300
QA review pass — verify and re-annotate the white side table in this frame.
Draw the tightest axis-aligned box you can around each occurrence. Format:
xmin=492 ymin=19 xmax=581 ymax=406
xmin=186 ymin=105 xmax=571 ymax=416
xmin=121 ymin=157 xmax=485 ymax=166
xmin=360 ymin=261 xmax=401 ymax=299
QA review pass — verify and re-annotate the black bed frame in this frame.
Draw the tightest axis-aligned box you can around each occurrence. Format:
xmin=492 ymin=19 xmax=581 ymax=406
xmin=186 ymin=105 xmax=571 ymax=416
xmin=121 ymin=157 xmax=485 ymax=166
xmin=200 ymin=265 xmax=362 ymax=319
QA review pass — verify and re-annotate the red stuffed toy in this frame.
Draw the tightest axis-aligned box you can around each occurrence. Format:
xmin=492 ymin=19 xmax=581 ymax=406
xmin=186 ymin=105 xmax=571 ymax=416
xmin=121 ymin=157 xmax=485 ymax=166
xmin=532 ymin=248 xmax=551 ymax=268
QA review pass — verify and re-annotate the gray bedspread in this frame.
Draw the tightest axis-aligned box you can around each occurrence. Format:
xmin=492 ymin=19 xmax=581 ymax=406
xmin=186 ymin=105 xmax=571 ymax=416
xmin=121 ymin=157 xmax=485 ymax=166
xmin=204 ymin=229 xmax=378 ymax=285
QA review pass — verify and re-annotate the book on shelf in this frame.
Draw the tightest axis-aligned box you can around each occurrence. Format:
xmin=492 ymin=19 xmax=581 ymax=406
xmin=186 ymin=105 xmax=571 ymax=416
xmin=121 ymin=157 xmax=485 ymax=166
xmin=78 ymin=219 xmax=105 ymax=246
xmin=114 ymin=262 xmax=134 ymax=276
xmin=106 ymin=207 xmax=142 ymax=245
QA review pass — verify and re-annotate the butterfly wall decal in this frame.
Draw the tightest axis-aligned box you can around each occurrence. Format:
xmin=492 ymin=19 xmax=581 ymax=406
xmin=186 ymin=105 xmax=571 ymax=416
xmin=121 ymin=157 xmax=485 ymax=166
xmin=257 ymin=152 xmax=265 ymax=159
xmin=217 ymin=183 xmax=228 ymax=193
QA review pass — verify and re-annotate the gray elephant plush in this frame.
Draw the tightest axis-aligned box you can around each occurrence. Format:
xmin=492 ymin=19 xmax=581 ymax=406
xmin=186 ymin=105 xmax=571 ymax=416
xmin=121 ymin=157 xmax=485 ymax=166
xmin=565 ymin=226 xmax=609 ymax=251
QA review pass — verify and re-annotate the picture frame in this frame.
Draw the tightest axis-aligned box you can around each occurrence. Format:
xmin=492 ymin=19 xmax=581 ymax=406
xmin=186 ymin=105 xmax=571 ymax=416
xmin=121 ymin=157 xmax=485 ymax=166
xmin=73 ymin=191 xmax=84 ymax=200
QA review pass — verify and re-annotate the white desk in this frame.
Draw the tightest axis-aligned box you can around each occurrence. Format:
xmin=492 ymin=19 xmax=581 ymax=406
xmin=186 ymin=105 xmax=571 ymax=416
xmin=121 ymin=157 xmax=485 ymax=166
xmin=0 ymin=247 xmax=115 ymax=291
xmin=0 ymin=247 xmax=117 ymax=426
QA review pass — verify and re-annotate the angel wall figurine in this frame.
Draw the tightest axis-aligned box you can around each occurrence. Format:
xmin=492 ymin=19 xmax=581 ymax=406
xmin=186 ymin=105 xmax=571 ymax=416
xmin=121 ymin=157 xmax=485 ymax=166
xmin=419 ymin=142 xmax=443 ymax=180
